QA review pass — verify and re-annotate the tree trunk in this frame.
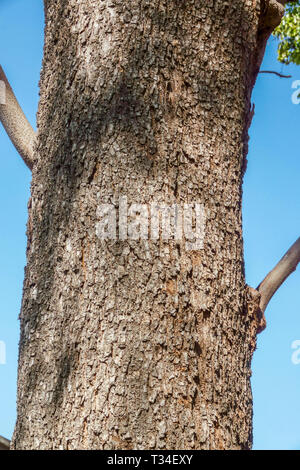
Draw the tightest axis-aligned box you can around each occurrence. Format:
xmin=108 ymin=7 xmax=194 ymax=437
xmin=12 ymin=0 xmax=282 ymax=450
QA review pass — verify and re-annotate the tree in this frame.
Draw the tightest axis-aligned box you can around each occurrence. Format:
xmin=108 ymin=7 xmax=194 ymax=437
xmin=0 ymin=0 xmax=299 ymax=450
xmin=274 ymin=0 xmax=300 ymax=65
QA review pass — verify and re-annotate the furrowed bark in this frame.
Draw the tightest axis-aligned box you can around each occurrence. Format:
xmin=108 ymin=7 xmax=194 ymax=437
xmin=0 ymin=65 xmax=36 ymax=170
xmin=258 ymin=237 xmax=300 ymax=313
xmin=11 ymin=0 xmax=288 ymax=450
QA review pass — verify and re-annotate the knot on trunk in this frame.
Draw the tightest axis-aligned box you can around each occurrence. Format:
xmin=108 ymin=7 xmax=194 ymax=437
xmin=245 ymin=285 xmax=266 ymax=335
xmin=259 ymin=0 xmax=285 ymax=31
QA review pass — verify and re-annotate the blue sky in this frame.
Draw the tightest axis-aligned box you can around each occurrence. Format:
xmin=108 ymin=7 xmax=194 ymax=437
xmin=0 ymin=0 xmax=299 ymax=450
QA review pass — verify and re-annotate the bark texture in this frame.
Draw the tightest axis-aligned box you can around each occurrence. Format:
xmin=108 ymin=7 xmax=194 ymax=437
xmin=12 ymin=0 xmax=283 ymax=450
xmin=0 ymin=66 xmax=36 ymax=169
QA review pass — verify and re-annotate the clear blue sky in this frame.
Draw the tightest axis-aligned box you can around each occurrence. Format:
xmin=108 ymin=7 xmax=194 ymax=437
xmin=0 ymin=0 xmax=299 ymax=450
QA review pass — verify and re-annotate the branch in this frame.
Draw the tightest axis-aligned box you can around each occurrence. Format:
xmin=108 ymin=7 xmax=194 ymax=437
xmin=257 ymin=237 xmax=300 ymax=313
xmin=0 ymin=435 xmax=10 ymax=450
xmin=259 ymin=70 xmax=292 ymax=78
xmin=0 ymin=65 xmax=36 ymax=170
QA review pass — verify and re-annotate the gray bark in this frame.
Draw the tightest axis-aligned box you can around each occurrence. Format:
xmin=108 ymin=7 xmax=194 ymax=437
xmin=11 ymin=0 xmax=285 ymax=450
xmin=0 ymin=66 xmax=36 ymax=169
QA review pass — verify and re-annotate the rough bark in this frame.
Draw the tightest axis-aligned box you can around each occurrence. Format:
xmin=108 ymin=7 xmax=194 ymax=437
xmin=12 ymin=0 xmax=284 ymax=450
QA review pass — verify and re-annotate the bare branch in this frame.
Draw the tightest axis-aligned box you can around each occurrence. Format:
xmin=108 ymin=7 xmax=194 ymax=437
xmin=259 ymin=70 xmax=292 ymax=78
xmin=0 ymin=435 xmax=10 ymax=450
xmin=257 ymin=237 xmax=300 ymax=313
xmin=0 ymin=65 xmax=36 ymax=170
